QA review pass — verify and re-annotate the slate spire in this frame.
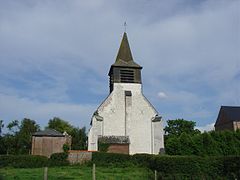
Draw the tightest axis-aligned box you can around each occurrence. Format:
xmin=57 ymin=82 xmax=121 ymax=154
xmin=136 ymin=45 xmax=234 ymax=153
xmin=112 ymin=32 xmax=141 ymax=68
xmin=116 ymin=32 xmax=133 ymax=63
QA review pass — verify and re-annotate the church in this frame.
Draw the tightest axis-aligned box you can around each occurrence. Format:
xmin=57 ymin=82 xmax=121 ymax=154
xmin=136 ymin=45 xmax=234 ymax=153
xmin=88 ymin=32 xmax=164 ymax=155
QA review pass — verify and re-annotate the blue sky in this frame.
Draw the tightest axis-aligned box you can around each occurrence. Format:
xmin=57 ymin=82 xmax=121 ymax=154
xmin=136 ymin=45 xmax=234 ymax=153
xmin=0 ymin=0 xmax=239 ymax=131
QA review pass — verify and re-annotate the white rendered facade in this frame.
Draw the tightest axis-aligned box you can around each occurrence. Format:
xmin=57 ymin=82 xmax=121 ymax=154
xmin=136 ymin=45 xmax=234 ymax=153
xmin=88 ymin=83 xmax=164 ymax=154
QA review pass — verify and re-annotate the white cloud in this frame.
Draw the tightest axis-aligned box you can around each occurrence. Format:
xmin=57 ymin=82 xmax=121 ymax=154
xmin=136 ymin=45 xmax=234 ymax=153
xmin=157 ymin=91 xmax=168 ymax=99
xmin=0 ymin=0 xmax=238 ymax=129
xmin=196 ymin=123 xmax=215 ymax=132
xmin=0 ymin=93 xmax=96 ymax=129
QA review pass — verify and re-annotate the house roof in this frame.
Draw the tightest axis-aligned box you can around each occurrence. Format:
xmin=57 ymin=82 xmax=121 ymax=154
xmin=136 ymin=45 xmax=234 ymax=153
xmin=215 ymin=106 xmax=240 ymax=126
xmin=111 ymin=32 xmax=141 ymax=68
xmin=32 ymin=128 xmax=65 ymax=137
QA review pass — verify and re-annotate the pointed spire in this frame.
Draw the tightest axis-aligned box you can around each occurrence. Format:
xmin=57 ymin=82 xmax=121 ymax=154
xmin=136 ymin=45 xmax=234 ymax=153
xmin=112 ymin=32 xmax=141 ymax=68
xmin=116 ymin=32 xmax=133 ymax=63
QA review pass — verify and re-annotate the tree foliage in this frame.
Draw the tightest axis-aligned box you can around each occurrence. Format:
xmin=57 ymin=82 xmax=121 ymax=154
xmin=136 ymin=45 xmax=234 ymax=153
xmin=70 ymin=127 xmax=87 ymax=150
xmin=0 ymin=118 xmax=39 ymax=155
xmin=164 ymin=119 xmax=240 ymax=156
xmin=0 ymin=117 xmax=88 ymax=155
xmin=47 ymin=117 xmax=74 ymax=134
xmin=0 ymin=120 xmax=4 ymax=136
xmin=164 ymin=119 xmax=200 ymax=136
xmin=46 ymin=117 xmax=87 ymax=150
xmin=165 ymin=130 xmax=240 ymax=156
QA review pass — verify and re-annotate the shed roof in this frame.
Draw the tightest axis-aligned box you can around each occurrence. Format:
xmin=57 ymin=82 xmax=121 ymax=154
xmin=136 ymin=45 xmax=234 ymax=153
xmin=33 ymin=128 xmax=65 ymax=137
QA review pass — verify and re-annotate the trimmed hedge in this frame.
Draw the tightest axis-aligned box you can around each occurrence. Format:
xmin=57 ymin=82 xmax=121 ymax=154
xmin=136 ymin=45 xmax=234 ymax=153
xmin=92 ymin=152 xmax=132 ymax=166
xmin=0 ymin=155 xmax=48 ymax=168
xmin=92 ymin=152 xmax=240 ymax=178
xmin=49 ymin=152 xmax=69 ymax=166
xmin=0 ymin=153 xmax=70 ymax=168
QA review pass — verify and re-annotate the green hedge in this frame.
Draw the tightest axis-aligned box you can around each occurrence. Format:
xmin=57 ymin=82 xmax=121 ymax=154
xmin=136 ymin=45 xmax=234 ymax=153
xmin=92 ymin=152 xmax=240 ymax=178
xmin=92 ymin=152 xmax=132 ymax=166
xmin=49 ymin=152 xmax=69 ymax=166
xmin=0 ymin=153 xmax=70 ymax=168
xmin=0 ymin=155 xmax=48 ymax=168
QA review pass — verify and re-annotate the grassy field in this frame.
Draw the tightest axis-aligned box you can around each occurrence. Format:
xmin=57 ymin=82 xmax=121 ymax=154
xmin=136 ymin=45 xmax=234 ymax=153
xmin=0 ymin=166 xmax=153 ymax=180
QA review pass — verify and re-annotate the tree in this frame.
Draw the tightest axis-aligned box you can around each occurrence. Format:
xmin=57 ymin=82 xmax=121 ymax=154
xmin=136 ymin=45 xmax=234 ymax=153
xmin=164 ymin=119 xmax=200 ymax=137
xmin=7 ymin=120 xmax=19 ymax=133
xmin=0 ymin=120 xmax=5 ymax=154
xmin=47 ymin=117 xmax=88 ymax=150
xmin=178 ymin=132 xmax=195 ymax=155
xmin=71 ymin=127 xmax=87 ymax=150
xmin=0 ymin=120 xmax=4 ymax=136
xmin=2 ymin=118 xmax=40 ymax=155
xmin=165 ymin=136 xmax=180 ymax=155
xmin=47 ymin=117 xmax=74 ymax=134
xmin=164 ymin=119 xmax=201 ymax=156
xmin=17 ymin=118 xmax=40 ymax=154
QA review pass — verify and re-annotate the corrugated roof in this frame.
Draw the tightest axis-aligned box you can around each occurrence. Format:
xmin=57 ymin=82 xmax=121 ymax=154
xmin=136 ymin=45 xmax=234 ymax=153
xmin=33 ymin=128 xmax=65 ymax=137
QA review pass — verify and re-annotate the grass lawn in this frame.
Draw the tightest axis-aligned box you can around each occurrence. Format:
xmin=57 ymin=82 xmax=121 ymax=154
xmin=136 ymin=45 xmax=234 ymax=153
xmin=0 ymin=166 xmax=153 ymax=180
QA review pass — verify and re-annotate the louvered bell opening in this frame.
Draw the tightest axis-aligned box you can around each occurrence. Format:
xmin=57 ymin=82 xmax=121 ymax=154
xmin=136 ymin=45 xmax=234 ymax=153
xmin=120 ymin=69 xmax=134 ymax=83
xmin=109 ymin=74 xmax=114 ymax=93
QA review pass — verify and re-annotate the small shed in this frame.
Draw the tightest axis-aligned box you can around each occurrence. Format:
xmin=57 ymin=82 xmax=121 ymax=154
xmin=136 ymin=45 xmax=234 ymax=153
xmin=31 ymin=129 xmax=71 ymax=157
xmin=214 ymin=106 xmax=240 ymax=131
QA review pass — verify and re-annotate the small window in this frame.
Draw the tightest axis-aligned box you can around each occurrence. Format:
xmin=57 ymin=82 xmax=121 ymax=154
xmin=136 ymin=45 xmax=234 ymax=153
xmin=125 ymin=91 xmax=132 ymax=96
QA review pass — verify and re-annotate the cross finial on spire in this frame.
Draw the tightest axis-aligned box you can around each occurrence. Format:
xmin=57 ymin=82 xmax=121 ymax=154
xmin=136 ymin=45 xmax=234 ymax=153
xmin=124 ymin=21 xmax=127 ymax=32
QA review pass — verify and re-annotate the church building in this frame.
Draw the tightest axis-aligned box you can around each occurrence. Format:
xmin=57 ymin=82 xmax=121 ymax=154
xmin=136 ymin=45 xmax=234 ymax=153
xmin=88 ymin=32 xmax=164 ymax=154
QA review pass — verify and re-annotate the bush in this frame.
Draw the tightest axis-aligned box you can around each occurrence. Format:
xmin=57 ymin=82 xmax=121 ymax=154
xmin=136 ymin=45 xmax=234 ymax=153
xmin=132 ymin=153 xmax=154 ymax=167
xmin=0 ymin=155 xmax=48 ymax=168
xmin=49 ymin=152 xmax=69 ymax=166
xmin=62 ymin=143 xmax=70 ymax=153
xmin=92 ymin=152 xmax=240 ymax=178
xmin=92 ymin=152 xmax=132 ymax=166
xmin=150 ymin=155 xmax=240 ymax=178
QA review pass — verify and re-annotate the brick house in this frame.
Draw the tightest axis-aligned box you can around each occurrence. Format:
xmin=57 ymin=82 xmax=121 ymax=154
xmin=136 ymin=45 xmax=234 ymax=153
xmin=214 ymin=106 xmax=240 ymax=131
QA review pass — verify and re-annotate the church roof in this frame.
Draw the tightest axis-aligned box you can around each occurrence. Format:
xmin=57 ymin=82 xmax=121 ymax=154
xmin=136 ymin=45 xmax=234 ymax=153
xmin=33 ymin=128 xmax=65 ymax=137
xmin=215 ymin=106 xmax=240 ymax=126
xmin=111 ymin=32 xmax=141 ymax=68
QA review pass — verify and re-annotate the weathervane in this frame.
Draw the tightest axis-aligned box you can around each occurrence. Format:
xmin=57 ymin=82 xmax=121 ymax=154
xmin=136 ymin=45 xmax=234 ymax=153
xmin=124 ymin=21 xmax=127 ymax=32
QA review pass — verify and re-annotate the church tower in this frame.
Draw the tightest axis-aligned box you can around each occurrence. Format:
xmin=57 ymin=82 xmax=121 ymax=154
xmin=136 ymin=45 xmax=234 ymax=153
xmin=88 ymin=32 xmax=164 ymax=154
xmin=108 ymin=32 xmax=142 ymax=92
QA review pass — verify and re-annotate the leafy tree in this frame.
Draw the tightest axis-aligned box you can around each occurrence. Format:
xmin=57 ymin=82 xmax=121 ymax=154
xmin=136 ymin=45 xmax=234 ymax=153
xmin=164 ymin=119 xmax=200 ymax=137
xmin=178 ymin=132 xmax=196 ymax=155
xmin=47 ymin=117 xmax=87 ymax=150
xmin=0 ymin=120 xmax=4 ymax=136
xmin=17 ymin=118 xmax=40 ymax=154
xmin=165 ymin=136 xmax=180 ymax=155
xmin=1 ymin=118 xmax=40 ymax=155
xmin=47 ymin=117 xmax=74 ymax=134
xmin=71 ymin=127 xmax=87 ymax=150
xmin=2 ymin=134 xmax=16 ymax=154
xmin=201 ymin=132 xmax=218 ymax=155
xmin=7 ymin=120 xmax=19 ymax=133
